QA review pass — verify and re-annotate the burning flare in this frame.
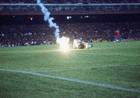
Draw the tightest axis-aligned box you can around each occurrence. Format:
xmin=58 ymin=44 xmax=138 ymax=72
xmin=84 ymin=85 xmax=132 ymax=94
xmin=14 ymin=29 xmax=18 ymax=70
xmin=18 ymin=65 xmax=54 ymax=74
xmin=57 ymin=36 xmax=70 ymax=53
xmin=37 ymin=0 xmax=70 ymax=53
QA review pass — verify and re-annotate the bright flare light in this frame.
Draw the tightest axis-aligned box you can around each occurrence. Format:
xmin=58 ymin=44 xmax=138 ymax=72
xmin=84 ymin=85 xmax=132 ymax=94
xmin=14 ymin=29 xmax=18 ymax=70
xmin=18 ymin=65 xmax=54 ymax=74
xmin=57 ymin=36 xmax=70 ymax=53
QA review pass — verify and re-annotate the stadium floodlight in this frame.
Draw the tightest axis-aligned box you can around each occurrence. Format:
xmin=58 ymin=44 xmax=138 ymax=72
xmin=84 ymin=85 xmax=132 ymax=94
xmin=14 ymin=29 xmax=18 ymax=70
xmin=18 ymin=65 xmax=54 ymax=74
xmin=57 ymin=36 xmax=70 ymax=53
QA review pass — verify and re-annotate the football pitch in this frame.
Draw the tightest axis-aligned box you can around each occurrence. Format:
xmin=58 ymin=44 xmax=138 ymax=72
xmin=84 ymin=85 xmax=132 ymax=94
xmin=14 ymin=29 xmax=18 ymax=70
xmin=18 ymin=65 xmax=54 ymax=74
xmin=0 ymin=41 xmax=140 ymax=98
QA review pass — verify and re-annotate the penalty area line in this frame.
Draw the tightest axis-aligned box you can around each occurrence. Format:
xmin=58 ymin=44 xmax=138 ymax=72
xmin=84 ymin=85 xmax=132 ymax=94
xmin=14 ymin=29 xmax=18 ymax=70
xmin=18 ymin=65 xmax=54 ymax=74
xmin=0 ymin=68 xmax=140 ymax=93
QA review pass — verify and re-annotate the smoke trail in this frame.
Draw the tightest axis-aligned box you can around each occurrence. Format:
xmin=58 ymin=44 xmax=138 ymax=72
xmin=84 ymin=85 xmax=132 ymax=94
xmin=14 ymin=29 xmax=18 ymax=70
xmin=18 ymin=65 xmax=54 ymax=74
xmin=37 ymin=0 xmax=60 ymax=39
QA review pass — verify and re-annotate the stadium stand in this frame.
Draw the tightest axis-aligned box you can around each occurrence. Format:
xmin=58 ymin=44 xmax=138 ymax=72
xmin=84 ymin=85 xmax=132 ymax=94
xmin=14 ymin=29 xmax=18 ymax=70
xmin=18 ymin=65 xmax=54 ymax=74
xmin=0 ymin=22 xmax=140 ymax=47
xmin=0 ymin=3 xmax=140 ymax=15
xmin=0 ymin=0 xmax=140 ymax=47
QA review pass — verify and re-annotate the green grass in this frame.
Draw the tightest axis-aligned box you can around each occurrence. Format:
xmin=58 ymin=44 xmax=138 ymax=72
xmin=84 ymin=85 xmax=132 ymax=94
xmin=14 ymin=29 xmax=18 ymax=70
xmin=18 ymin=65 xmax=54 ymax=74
xmin=0 ymin=41 xmax=140 ymax=98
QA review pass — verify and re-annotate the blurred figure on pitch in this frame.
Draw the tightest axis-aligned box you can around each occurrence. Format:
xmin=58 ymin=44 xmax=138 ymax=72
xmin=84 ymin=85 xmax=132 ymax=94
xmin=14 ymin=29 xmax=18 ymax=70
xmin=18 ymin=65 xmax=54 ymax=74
xmin=114 ymin=30 xmax=121 ymax=42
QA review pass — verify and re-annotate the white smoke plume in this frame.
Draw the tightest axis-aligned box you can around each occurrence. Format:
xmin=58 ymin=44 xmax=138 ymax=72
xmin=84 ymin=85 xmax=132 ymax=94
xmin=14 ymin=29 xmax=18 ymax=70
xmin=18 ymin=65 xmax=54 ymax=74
xmin=37 ymin=0 xmax=60 ymax=39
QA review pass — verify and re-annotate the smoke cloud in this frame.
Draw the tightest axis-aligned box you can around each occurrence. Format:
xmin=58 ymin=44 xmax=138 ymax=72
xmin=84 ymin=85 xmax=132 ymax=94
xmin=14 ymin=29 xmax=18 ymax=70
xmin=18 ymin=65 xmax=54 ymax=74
xmin=37 ymin=0 xmax=60 ymax=39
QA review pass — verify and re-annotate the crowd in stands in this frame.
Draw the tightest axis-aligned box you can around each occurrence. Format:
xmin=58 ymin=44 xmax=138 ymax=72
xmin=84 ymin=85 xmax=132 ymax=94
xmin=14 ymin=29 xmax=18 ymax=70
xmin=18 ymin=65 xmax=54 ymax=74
xmin=0 ymin=0 xmax=140 ymax=3
xmin=0 ymin=22 xmax=140 ymax=47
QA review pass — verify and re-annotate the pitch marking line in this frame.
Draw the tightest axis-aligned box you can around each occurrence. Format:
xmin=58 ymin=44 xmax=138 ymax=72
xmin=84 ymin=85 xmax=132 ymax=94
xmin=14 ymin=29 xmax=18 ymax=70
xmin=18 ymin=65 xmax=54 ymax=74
xmin=0 ymin=68 xmax=140 ymax=93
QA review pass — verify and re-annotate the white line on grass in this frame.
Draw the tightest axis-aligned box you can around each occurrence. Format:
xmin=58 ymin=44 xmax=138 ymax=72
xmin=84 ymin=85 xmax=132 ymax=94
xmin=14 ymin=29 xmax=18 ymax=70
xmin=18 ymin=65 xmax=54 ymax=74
xmin=0 ymin=68 xmax=140 ymax=93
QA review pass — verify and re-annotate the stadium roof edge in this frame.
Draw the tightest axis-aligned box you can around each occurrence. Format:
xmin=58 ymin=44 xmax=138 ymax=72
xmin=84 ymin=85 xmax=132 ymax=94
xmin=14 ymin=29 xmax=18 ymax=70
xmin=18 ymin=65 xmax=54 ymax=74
xmin=0 ymin=3 xmax=140 ymax=6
